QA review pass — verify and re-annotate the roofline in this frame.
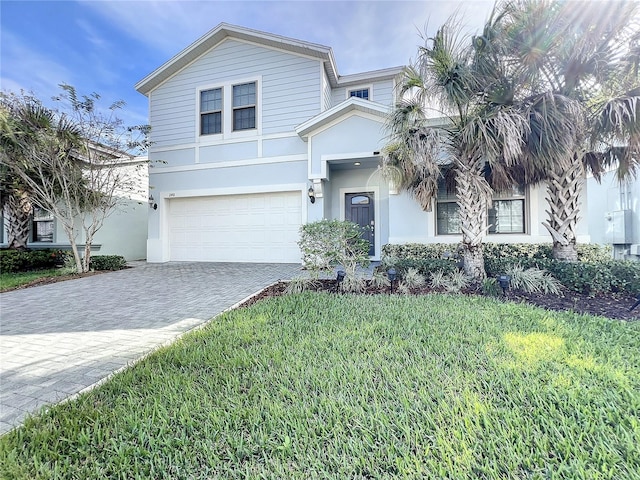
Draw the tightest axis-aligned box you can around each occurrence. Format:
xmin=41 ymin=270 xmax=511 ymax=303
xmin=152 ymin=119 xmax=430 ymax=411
xmin=295 ymin=97 xmax=389 ymax=138
xmin=337 ymin=66 xmax=405 ymax=86
xmin=135 ymin=23 xmax=339 ymax=95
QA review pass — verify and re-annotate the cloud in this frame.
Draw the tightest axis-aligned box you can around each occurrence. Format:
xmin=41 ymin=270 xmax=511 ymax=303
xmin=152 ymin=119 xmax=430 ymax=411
xmin=0 ymin=31 xmax=76 ymax=102
xmin=80 ymin=0 xmax=494 ymax=75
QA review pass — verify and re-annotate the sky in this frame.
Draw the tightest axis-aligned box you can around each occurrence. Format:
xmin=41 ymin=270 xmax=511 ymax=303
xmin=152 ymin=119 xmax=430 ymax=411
xmin=0 ymin=0 xmax=496 ymax=127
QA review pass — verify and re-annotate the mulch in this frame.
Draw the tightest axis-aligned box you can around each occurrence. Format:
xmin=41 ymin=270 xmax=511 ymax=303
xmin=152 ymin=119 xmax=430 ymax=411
xmin=240 ymin=280 xmax=640 ymax=322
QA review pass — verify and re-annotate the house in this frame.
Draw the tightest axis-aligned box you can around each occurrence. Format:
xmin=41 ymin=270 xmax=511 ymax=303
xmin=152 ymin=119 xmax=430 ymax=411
xmin=586 ymin=170 xmax=640 ymax=261
xmin=0 ymin=154 xmax=149 ymax=261
xmin=136 ymin=23 xmax=589 ymax=264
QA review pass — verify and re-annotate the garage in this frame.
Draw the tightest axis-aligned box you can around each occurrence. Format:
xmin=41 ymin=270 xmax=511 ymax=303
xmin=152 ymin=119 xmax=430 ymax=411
xmin=168 ymin=191 xmax=302 ymax=263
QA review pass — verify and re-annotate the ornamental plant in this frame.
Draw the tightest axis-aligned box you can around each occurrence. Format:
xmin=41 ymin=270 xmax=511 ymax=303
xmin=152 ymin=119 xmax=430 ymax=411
xmin=298 ymin=219 xmax=370 ymax=284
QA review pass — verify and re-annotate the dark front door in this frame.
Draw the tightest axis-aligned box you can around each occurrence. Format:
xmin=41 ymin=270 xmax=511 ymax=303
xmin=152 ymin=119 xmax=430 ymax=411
xmin=345 ymin=192 xmax=375 ymax=256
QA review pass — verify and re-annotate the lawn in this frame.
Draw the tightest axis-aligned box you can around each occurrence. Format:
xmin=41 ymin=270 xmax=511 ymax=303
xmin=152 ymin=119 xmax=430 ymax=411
xmin=0 ymin=268 xmax=72 ymax=292
xmin=1 ymin=293 xmax=639 ymax=479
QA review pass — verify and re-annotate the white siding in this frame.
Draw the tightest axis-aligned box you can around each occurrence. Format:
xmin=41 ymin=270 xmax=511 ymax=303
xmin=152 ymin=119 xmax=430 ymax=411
xmin=149 ymin=39 xmax=322 ymax=148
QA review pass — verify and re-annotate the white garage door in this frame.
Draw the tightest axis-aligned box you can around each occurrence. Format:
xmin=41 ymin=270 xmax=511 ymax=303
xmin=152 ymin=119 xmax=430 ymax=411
xmin=168 ymin=191 xmax=302 ymax=263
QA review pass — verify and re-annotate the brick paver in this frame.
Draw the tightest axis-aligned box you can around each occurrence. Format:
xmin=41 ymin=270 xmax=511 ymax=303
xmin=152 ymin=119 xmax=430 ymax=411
xmin=0 ymin=262 xmax=300 ymax=435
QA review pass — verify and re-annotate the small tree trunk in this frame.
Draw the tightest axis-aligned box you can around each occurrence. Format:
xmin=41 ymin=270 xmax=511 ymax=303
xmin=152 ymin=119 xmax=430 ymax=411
xmin=542 ymin=160 xmax=583 ymax=262
xmin=456 ymin=160 xmax=491 ymax=281
xmin=4 ymin=191 xmax=32 ymax=250
xmin=83 ymin=241 xmax=92 ymax=273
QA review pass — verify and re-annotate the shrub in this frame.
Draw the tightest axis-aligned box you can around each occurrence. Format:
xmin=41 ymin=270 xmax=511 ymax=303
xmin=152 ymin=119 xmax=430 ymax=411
xmin=505 ymin=264 xmax=562 ymax=294
xmin=298 ymin=220 xmax=370 ymax=279
xmin=383 ymin=242 xmax=632 ymax=295
xmin=401 ymin=268 xmax=426 ymax=289
xmin=383 ymin=257 xmax=459 ymax=277
xmin=0 ymin=249 xmax=69 ymax=273
xmin=384 ymin=242 xmax=612 ymax=264
xmin=89 ymin=255 xmax=127 ymax=271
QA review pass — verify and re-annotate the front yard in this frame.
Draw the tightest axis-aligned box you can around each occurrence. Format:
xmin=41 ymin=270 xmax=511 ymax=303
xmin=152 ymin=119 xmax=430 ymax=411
xmin=1 ymin=292 xmax=638 ymax=479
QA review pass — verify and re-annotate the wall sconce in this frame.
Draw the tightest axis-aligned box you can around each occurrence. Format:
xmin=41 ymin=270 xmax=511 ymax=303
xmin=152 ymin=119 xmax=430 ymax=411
xmin=387 ymin=268 xmax=397 ymax=294
xmin=498 ymin=275 xmax=511 ymax=296
xmin=308 ymin=185 xmax=316 ymax=204
xmin=148 ymin=195 xmax=157 ymax=210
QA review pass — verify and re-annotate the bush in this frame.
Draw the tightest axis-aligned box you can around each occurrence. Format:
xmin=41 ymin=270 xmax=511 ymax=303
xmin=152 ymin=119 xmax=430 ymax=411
xmin=384 ymin=242 xmax=635 ymax=295
xmin=89 ymin=255 xmax=127 ymax=271
xmin=298 ymin=220 xmax=370 ymax=291
xmin=0 ymin=249 xmax=69 ymax=273
xmin=384 ymin=242 xmax=612 ymax=263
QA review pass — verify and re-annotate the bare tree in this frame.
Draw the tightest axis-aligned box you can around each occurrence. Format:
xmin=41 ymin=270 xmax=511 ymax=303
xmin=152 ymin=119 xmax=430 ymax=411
xmin=0 ymin=85 xmax=149 ymax=272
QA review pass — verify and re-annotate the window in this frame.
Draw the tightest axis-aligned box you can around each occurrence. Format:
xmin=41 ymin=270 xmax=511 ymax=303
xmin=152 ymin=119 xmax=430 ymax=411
xmin=436 ymin=181 xmax=460 ymax=235
xmin=200 ymin=88 xmax=222 ymax=135
xmin=349 ymin=88 xmax=369 ymax=100
xmin=436 ymin=180 xmax=526 ymax=235
xmin=233 ymin=82 xmax=256 ymax=131
xmin=489 ymin=185 xmax=526 ymax=234
xmin=32 ymin=207 xmax=54 ymax=242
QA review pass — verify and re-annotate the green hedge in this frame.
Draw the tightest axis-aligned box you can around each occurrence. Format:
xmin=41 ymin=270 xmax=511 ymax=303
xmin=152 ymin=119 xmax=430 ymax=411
xmin=383 ymin=242 xmax=612 ymax=262
xmin=89 ymin=255 xmax=127 ymax=271
xmin=0 ymin=249 xmax=68 ymax=273
xmin=383 ymin=243 xmax=639 ymax=295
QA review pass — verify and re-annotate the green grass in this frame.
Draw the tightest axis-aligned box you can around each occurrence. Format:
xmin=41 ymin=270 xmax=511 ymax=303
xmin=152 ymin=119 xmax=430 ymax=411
xmin=1 ymin=293 xmax=639 ymax=479
xmin=0 ymin=268 xmax=73 ymax=291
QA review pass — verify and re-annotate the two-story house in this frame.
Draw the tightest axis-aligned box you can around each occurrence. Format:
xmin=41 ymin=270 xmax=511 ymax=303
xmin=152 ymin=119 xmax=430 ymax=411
xmin=136 ymin=23 xmax=590 ymax=264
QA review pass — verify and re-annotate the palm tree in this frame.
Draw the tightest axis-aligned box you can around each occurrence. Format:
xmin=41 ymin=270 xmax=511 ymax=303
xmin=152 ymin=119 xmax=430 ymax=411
xmin=495 ymin=0 xmax=640 ymax=260
xmin=383 ymin=13 xmax=533 ymax=280
xmin=0 ymin=93 xmax=40 ymax=250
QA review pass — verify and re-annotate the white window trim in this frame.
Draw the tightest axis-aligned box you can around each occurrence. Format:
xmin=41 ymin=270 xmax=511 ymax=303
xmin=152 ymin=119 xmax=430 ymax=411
xmin=195 ymin=75 xmax=262 ymax=143
xmin=435 ymin=186 xmax=529 ymax=236
xmin=345 ymin=84 xmax=373 ymax=101
xmin=32 ymin=208 xmax=55 ymax=243
xmin=199 ymin=87 xmax=223 ymax=137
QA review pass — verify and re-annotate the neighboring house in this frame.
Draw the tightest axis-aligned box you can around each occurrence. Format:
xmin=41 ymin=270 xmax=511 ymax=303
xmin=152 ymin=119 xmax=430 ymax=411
xmin=586 ymin=171 xmax=640 ymax=261
xmin=136 ymin=23 xmax=589 ymax=264
xmin=0 ymin=155 xmax=149 ymax=261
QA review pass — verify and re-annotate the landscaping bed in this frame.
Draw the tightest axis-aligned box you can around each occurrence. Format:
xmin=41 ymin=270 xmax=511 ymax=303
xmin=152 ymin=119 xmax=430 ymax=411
xmin=243 ymin=280 xmax=640 ymax=322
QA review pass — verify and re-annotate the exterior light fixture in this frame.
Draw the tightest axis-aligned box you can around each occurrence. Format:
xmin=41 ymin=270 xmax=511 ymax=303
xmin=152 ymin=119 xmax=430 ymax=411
xmin=308 ymin=185 xmax=316 ymax=204
xmin=148 ymin=195 xmax=157 ymax=210
xmin=498 ymin=275 xmax=511 ymax=296
xmin=387 ymin=268 xmax=397 ymax=294
xmin=336 ymin=269 xmax=346 ymax=292
xmin=354 ymin=162 xmax=361 ymax=166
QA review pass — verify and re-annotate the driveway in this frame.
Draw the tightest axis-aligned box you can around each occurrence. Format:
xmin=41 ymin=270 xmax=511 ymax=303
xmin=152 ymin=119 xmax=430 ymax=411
xmin=0 ymin=262 xmax=301 ymax=435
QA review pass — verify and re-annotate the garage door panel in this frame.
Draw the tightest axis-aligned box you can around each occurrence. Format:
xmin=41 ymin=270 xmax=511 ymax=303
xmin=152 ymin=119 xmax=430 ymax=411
xmin=168 ymin=191 xmax=301 ymax=263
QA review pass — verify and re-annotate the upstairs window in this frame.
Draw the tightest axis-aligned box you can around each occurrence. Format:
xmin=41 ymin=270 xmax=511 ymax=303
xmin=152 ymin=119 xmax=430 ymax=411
xmin=32 ymin=207 xmax=54 ymax=242
xmin=349 ymin=88 xmax=370 ymax=100
xmin=233 ymin=82 xmax=256 ymax=131
xmin=200 ymin=88 xmax=222 ymax=135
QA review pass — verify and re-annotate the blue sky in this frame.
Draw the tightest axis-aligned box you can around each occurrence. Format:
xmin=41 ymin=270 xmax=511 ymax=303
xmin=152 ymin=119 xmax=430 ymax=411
xmin=1 ymin=0 xmax=495 ymax=127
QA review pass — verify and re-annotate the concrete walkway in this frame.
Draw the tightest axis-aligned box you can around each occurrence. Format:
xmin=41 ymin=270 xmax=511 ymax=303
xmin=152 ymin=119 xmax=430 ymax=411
xmin=0 ymin=262 xmax=301 ymax=435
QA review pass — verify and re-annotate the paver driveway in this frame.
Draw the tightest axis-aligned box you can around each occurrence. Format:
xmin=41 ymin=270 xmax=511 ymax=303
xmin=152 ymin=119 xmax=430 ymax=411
xmin=0 ymin=262 xmax=301 ymax=435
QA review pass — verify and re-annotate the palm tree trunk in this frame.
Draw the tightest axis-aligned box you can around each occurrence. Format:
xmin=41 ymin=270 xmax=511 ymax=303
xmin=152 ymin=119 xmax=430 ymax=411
xmin=456 ymin=161 xmax=490 ymax=280
xmin=4 ymin=191 xmax=32 ymax=250
xmin=542 ymin=161 xmax=583 ymax=262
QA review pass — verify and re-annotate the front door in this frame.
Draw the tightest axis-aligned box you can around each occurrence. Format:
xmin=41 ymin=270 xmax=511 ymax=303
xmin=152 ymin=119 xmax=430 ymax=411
xmin=345 ymin=192 xmax=375 ymax=256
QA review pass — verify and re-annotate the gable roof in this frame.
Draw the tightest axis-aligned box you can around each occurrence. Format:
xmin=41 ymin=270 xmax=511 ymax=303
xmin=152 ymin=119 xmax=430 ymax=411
xmin=135 ymin=23 xmax=404 ymax=95
xmin=295 ymin=97 xmax=389 ymax=138
xmin=135 ymin=23 xmax=337 ymax=95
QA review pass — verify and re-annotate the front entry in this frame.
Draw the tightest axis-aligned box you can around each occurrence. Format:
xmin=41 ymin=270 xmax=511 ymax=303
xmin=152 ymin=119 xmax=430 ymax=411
xmin=345 ymin=192 xmax=375 ymax=256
